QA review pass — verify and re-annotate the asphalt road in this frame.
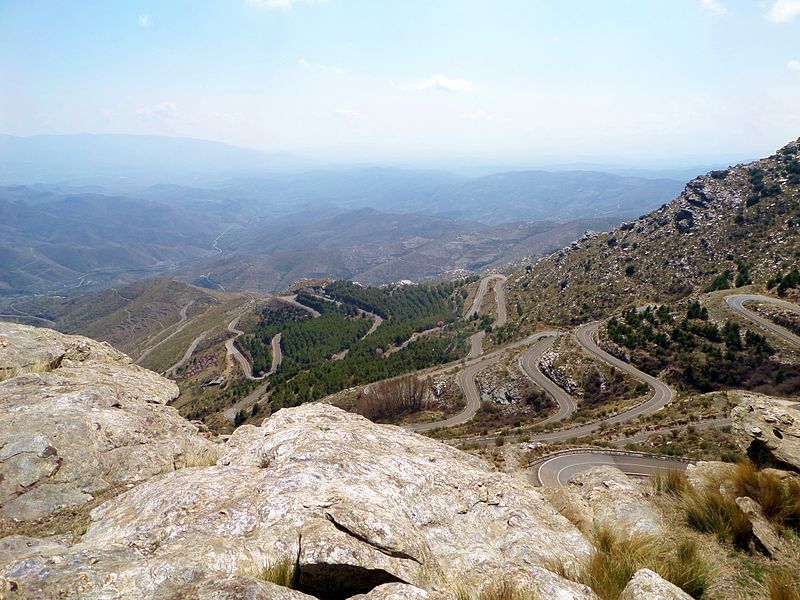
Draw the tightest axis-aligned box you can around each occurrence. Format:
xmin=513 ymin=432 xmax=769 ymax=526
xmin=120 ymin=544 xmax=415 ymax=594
xmin=533 ymin=451 xmax=690 ymax=487
xmin=136 ymin=299 xmax=197 ymax=365
xmin=406 ymin=331 xmax=560 ymax=432
xmin=279 ymin=295 xmax=321 ymax=318
xmin=518 ymin=335 xmax=577 ymax=426
xmin=466 ymin=331 xmax=486 ymax=359
xmin=465 ymin=274 xmax=506 ymax=320
xmin=166 ymin=330 xmax=208 ymax=376
xmin=225 ymin=306 xmax=266 ymax=382
xmin=725 ymin=294 xmax=800 ymax=347
xmin=519 ymin=322 xmax=676 ymax=443
xmin=492 ymin=276 xmax=508 ymax=327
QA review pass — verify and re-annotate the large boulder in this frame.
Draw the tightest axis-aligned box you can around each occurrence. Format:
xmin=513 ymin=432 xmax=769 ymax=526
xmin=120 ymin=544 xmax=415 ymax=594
xmin=567 ymin=466 xmax=662 ymax=535
xmin=2 ymin=403 xmax=592 ymax=598
xmin=735 ymin=496 xmax=784 ymax=558
xmin=731 ymin=392 xmax=800 ymax=471
xmin=0 ymin=322 xmax=219 ymax=522
xmin=619 ymin=569 xmax=691 ymax=600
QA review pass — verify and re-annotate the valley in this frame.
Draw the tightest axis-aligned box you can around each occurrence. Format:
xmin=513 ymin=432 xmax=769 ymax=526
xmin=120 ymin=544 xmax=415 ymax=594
xmin=6 ymin=3 xmax=800 ymax=597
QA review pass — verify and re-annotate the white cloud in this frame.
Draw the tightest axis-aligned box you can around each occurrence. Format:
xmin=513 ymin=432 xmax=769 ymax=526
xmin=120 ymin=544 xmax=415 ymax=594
xmin=138 ymin=12 xmax=152 ymax=27
xmin=788 ymin=59 xmax=800 ymax=71
xmin=698 ymin=0 xmax=729 ymax=15
xmin=247 ymin=0 xmax=325 ymax=10
xmin=334 ymin=108 xmax=362 ymax=119
xmin=137 ymin=101 xmax=181 ymax=120
xmin=414 ymin=74 xmax=475 ymax=93
xmin=462 ymin=110 xmax=493 ymax=121
xmin=765 ymin=0 xmax=800 ymax=22
xmin=297 ymin=60 xmax=345 ymax=75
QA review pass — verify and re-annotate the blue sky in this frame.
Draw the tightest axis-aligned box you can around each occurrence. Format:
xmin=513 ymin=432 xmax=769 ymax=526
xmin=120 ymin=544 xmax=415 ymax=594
xmin=1 ymin=0 xmax=799 ymax=165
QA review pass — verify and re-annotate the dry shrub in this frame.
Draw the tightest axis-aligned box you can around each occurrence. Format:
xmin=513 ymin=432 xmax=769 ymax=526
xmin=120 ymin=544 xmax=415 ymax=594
xmin=731 ymin=462 xmax=800 ymax=533
xmin=652 ymin=469 xmax=689 ymax=496
xmin=454 ymin=580 xmax=538 ymax=600
xmin=767 ymin=568 xmax=800 ymax=600
xmin=681 ymin=483 xmax=752 ymax=548
xmin=356 ymin=375 xmax=431 ymax=421
xmin=554 ymin=525 xmax=711 ymax=600
xmin=258 ymin=558 xmax=297 ymax=588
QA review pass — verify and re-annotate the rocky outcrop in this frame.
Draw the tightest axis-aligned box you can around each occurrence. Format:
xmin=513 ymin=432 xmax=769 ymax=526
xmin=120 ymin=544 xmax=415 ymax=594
xmin=619 ymin=569 xmax=692 ymax=600
xmin=685 ymin=461 xmax=737 ymax=495
xmin=538 ymin=350 xmax=579 ymax=395
xmin=735 ymin=496 xmax=784 ymax=558
xmin=0 ymin=322 xmax=219 ymax=522
xmin=478 ymin=368 xmax=534 ymax=406
xmin=731 ymin=392 xmax=800 ymax=471
xmin=0 ymin=342 xmax=593 ymax=600
xmin=567 ymin=466 xmax=662 ymax=535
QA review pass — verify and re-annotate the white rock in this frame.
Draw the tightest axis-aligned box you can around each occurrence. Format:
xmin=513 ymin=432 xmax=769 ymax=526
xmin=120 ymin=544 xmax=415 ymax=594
xmin=619 ymin=568 xmax=691 ymax=600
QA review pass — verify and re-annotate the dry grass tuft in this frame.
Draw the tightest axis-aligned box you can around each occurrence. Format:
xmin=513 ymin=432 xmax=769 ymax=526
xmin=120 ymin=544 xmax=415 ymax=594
xmin=658 ymin=538 xmax=712 ymax=599
xmin=453 ymin=580 xmax=538 ymax=600
xmin=767 ymin=568 xmax=800 ymax=600
xmin=553 ymin=524 xmax=712 ymax=600
xmin=257 ymin=558 xmax=297 ymax=588
xmin=731 ymin=462 xmax=800 ymax=533
xmin=179 ymin=445 xmax=223 ymax=468
xmin=652 ymin=469 xmax=690 ymax=496
xmin=681 ymin=483 xmax=752 ymax=548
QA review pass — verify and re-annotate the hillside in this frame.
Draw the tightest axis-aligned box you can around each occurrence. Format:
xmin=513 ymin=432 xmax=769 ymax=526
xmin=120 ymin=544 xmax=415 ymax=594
xmin=508 ymin=138 xmax=800 ymax=326
xmin=190 ymin=211 xmax=621 ymax=291
xmin=0 ymin=279 xmax=247 ymax=369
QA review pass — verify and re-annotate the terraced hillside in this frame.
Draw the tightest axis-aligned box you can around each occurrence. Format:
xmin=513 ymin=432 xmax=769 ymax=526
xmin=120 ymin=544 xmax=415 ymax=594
xmin=0 ymin=278 xmax=248 ymax=370
xmin=508 ymin=138 xmax=800 ymax=327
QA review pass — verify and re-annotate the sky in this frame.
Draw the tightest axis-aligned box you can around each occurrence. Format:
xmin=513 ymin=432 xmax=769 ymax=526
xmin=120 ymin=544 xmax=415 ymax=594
xmin=1 ymin=0 xmax=799 ymax=166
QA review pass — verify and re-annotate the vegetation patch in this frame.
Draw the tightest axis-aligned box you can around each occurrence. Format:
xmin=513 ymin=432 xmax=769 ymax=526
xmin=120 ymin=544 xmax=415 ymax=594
xmin=604 ymin=302 xmax=800 ymax=396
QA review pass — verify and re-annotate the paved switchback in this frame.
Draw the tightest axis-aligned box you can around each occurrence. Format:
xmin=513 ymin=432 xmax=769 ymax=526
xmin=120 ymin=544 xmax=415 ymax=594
xmin=725 ymin=294 xmax=800 ymax=347
xmin=407 ymin=331 xmax=560 ymax=432
xmin=532 ymin=450 xmax=690 ymax=487
xmin=518 ymin=335 xmax=577 ymax=426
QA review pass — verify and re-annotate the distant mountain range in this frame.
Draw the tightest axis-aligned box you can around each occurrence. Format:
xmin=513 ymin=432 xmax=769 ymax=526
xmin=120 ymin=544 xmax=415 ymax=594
xmin=0 ymin=133 xmax=691 ymax=295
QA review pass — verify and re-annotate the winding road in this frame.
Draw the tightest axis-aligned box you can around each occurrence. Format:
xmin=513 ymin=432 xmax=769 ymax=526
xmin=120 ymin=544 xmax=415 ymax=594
xmin=725 ymin=294 xmax=800 ymax=347
xmin=278 ymin=295 xmax=321 ymax=318
xmin=136 ymin=299 xmax=198 ymax=365
xmin=518 ymin=335 xmax=577 ymax=426
xmin=532 ymin=449 xmax=691 ymax=487
xmin=528 ymin=295 xmax=800 ymax=486
xmin=465 ymin=274 xmax=507 ymax=320
xmin=225 ymin=305 xmax=282 ymax=382
xmin=407 ymin=330 xmax=560 ymax=432
xmin=166 ymin=330 xmax=209 ymax=376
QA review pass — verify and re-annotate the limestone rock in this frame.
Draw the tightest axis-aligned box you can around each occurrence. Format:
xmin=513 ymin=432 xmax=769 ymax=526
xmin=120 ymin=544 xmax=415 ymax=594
xmin=539 ymin=486 xmax=594 ymax=535
xmin=2 ymin=404 xmax=591 ymax=598
xmin=0 ymin=322 xmax=219 ymax=522
xmin=735 ymin=496 xmax=783 ymax=557
xmin=153 ymin=576 xmax=318 ymax=600
xmin=619 ymin=569 xmax=691 ymax=600
xmin=731 ymin=392 xmax=800 ymax=470
xmin=568 ymin=466 xmax=662 ymax=534
xmin=685 ymin=461 xmax=737 ymax=492
xmin=352 ymin=583 xmax=430 ymax=600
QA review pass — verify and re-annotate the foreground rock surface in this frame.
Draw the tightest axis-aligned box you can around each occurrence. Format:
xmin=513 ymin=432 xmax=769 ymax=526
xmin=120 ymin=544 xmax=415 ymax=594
xmin=567 ymin=466 xmax=662 ymax=534
xmin=2 ymin=399 xmax=593 ymax=598
xmin=619 ymin=568 xmax=692 ymax=600
xmin=731 ymin=392 xmax=800 ymax=471
xmin=0 ymin=322 xmax=218 ymax=522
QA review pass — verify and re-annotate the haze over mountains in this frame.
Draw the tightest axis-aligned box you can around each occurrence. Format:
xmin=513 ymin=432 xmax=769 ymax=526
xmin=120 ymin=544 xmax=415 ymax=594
xmin=0 ymin=133 xmax=690 ymax=295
